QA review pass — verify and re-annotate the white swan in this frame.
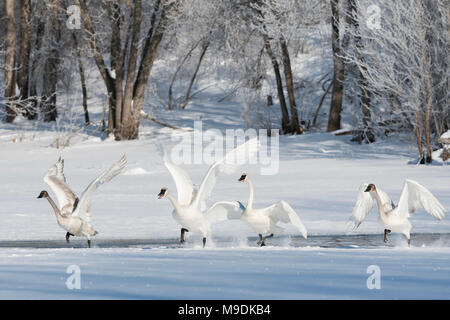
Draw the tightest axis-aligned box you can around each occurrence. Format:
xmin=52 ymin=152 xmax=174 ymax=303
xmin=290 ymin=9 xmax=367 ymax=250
xmin=348 ymin=179 xmax=447 ymax=246
xmin=39 ymin=155 xmax=127 ymax=247
xmin=207 ymin=173 xmax=308 ymax=246
xmin=158 ymin=138 xmax=259 ymax=247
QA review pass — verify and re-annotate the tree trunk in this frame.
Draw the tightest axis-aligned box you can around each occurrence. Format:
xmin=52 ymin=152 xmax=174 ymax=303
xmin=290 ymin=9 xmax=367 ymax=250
xmin=41 ymin=0 xmax=61 ymax=122
xmin=78 ymin=55 xmax=89 ymax=125
xmin=17 ymin=0 xmax=32 ymax=110
xmin=415 ymin=111 xmax=425 ymax=164
xmin=327 ymin=0 xmax=344 ymax=132
xmin=417 ymin=3 xmax=434 ymax=163
xmin=182 ymin=42 xmax=209 ymax=109
xmin=348 ymin=0 xmax=373 ymax=142
xmin=168 ymin=39 xmax=202 ymax=110
xmin=28 ymin=12 xmax=45 ymax=120
xmin=280 ymin=38 xmax=302 ymax=134
xmin=127 ymin=0 xmax=167 ymax=139
xmin=5 ymin=0 xmax=17 ymax=123
xmin=73 ymin=34 xmax=89 ymax=124
xmin=76 ymin=0 xmax=116 ymax=134
xmin=313 ymin=80 xmax=333 ymax=126
xmin=121 ymin=0 xmax=142 ymax=133
xmin=108 ymin=1 xmax=125 ymax=139
xmin=263 ymin=34 xmax=290 ymax=133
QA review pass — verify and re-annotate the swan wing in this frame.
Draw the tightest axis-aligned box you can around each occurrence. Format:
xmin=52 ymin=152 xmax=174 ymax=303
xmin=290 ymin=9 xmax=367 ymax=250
xmin=72 ymin=155 xmax=127 ymax=220
xmin=395 ymin=179 xmax=446 ymax=220
xmin=192 ymin=138 xmax=259 ymax=211
xmin=44 ymin=176 xmax=78 ymax=215
xmin=45 ymin=157 xmax=68 ymax=182
xmin=44 ymin=158 xmax=78 ymax=214
xmin=164 ymin=160 xmax=196 ymax=206
xmin=347 ymin=183 xmax=374 ymax=230
xmin=206 ymin=201 xmax=245 ymax=223
xmin=158 ymin=143 xmax=195 ymax=206
xmin=264 ymin=201 xmax=307 ymax=239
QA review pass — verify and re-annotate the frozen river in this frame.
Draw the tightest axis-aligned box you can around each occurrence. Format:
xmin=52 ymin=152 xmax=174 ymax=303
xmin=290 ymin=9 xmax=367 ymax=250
xmin=1 ymin=232 xmax=449 ymax=249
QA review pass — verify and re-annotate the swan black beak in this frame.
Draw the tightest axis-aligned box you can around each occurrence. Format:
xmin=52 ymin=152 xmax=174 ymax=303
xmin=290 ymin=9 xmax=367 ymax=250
xmin=37 ymin=191 xmax=48 ymax=199
xmin=364 ymin=186 xmax=371 ymax=192
xmin=157 ymin=188 xmax=166 ymax=199
xmin=238 ymin=174 xmax=247 ymax=182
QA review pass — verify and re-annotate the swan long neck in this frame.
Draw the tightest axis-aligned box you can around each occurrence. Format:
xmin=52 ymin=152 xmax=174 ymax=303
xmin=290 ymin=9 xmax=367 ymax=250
xmin=246 ymin=178 xmax=255 ymax=210
xmin=45 ymin=195 xmax=64 ymax=222
xmin=372 ymin=190 xmax=388 ymax=220
xmin=166 ymin=192 xmax=182 ymax=213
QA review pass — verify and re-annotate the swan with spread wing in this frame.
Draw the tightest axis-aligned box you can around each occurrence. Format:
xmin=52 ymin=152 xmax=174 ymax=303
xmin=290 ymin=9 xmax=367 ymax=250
xmin=348 ymin=179 xmax=447 ymax=246
xmin=39 ymin=155 xmax=127 ymax=247
xmin=207 ymin=173 xmax=308 ymax=246
xmin=158 ymin=138 xmax=258 ymax=247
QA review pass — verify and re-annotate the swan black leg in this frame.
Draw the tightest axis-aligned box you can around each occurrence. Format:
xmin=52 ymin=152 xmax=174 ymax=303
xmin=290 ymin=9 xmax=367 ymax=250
xmin=258 ymin=234 xmax=274 ymax=247
xmin=257 ymin=234 xmax=263 ymax=246
xmin=181 ymin=228 xmax=189 ymax=243
xmin=262 ymin=234 xmax=274 ymax=246
xmin=87 ymin=239 xmax=91 ymax=248
xmin=202 ymin=237 xmax=206 ymax=248
xmin=384 ymin=229 xmax=391 ymax=243
xmin=65 ymin=232 xmax=74 ymax=243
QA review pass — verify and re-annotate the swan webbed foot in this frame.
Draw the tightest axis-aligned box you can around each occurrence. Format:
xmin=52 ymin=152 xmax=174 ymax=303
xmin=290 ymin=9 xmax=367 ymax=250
xmin=180 ymin=228 xmax=189 ymax=243
xmin=383 ymin=229 xmax=391 ymax=243
xmin=257 ymin=234 xmax=274 ymax=247
xmin=65 ymin=232 xmax=74 ymax=243
xmin=202 ymin=237 xmax=206 ymax=248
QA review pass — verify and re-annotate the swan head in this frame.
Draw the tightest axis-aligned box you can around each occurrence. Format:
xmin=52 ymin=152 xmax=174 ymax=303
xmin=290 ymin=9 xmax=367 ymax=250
xmin=238 ymin=173 xmax=248 ymax=182
xmin=158 ymin=187 xmax=167 ymax=199
xmin=37 ymin=190 xmax=49 ymax=199
xmin=364 ymin=184 xmax=376 ymax=192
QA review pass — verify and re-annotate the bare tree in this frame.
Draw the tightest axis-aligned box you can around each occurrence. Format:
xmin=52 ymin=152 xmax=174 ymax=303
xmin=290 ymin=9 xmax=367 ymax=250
xmin=73 ymin=33 xmax=89 ymax=124
xmin=345 ymin=0 xmax=448 ymax=163
xmin=181 ymin=40 xmax=209 ymax=109
xmin=280 ymin=38 xmax=302 ymax=134
xmin=327 ymin=0 xmax=344 ymax=132
xmin=76 ymin=0 xmax=175 ymax=140
xmin=17 ymin=0 xmax=32 ymax=118
xmin=41 ymin=0 xmax=61 ymax=122
xmin=4 ymin=0 xmax=17 ymax=123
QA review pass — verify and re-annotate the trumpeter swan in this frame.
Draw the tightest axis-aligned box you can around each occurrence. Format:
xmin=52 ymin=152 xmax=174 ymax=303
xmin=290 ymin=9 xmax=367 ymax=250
xmin=348 ymin=179 xmax=447 ymax=246
xmin=39 ymin=155 xmax=127 ymax=247
xmin=158 ymin=138 xmax=258 ymax=247
xmin=207 ymin=173 xmax=308 ymax=246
